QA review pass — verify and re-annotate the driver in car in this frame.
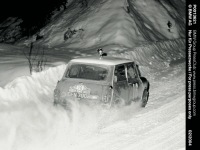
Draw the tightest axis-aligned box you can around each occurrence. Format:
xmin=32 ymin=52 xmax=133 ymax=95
xmin=127 ymin=65 xmax=138 ymax=84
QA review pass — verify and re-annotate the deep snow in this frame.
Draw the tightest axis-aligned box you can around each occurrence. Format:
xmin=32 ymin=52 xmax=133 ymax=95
xmin=0 ymin=57 xmax=185 ymax=150
xmin=0 ymin=51 xmax=185 ymax=150
xmin=0 ymin=0 xmax=185 ymax=150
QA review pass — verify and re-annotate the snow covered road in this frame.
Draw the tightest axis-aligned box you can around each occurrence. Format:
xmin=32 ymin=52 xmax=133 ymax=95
xmin=0 ymin=0 xmax=185 ymax=149
xmin=0 ymin=57 xmax=185 ymax=150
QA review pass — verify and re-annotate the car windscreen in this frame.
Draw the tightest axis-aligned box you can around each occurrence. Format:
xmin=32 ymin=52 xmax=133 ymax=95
xmin=66 ymin=64 xmax=108 ymax=81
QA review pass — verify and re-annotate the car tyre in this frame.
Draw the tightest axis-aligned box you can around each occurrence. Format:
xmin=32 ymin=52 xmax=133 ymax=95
xmin=141 ymin=89 xmax=149 ymax=107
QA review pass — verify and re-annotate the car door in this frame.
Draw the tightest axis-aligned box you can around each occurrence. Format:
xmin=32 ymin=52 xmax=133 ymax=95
xmin=127 ymin=63 xmax=143 ymax=102
xmin=113 ymin=64 xmax=129 ymax=105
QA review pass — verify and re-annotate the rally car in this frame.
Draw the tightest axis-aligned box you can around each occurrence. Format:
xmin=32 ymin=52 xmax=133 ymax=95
xmin=54 ymin=50 xmax=150 ymax=108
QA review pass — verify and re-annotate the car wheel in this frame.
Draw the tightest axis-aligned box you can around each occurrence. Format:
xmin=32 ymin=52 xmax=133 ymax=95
xmin=141 ymin=89 xmax=149 ymax=107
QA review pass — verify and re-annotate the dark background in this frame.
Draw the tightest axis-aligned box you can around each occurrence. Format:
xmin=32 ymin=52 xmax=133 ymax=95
xmin=0 ymin=0 xmax=69 ymax=41
xmin=0 ymin=0 xmax=67 ymax=29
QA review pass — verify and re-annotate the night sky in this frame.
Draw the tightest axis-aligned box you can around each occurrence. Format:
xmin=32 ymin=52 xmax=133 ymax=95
xmin=0 ymin=0 xmax=68 ymax=37
xmin=0 ymin=0 xmax=67 ymax=25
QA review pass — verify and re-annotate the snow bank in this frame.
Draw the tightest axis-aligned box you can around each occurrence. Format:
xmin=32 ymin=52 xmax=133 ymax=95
xmin=0 ymin=65 xmax=66 ymax=102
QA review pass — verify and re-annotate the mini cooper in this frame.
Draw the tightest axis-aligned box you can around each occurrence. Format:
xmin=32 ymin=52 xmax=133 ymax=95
xmin=54 ymin=50 xmax=150 ymax=108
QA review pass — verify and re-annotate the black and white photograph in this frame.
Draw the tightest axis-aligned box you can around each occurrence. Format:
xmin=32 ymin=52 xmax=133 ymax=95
xmin=0 ymin=0 xmax=198 ymax=150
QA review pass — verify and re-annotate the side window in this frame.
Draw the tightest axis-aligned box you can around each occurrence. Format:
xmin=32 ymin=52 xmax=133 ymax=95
xmin=114 ymin=65 xmax=126 ymax=81
xmin=127 ymin=63 xmax=138 ymax=79
xmin=136 ymin=64 xmax=141 ymax=77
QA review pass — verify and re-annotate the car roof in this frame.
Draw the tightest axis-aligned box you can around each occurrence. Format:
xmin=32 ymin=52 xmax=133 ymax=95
xmin=69 ymin=56 xmax=133 ymax=66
